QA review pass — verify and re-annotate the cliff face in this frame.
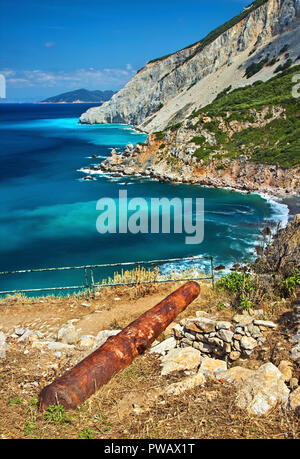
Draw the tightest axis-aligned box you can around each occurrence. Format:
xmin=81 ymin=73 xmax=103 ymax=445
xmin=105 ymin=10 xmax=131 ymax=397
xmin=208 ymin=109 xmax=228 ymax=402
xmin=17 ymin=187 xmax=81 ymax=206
xmin=80 ymin=0 xmax=300 ymax=132
xmin=89 ymin=134 xmax=299 ymax=196
xmin=83 ymin=89 xmax=300 ymax=195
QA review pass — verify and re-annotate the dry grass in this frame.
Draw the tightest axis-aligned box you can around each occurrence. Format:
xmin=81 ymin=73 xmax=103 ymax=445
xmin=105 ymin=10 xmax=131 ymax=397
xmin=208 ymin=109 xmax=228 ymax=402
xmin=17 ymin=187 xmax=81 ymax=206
xmin=1 ymin=350 xmax=299 ymax=440
xmin=0 ymin=280 xmax=299 ymax=440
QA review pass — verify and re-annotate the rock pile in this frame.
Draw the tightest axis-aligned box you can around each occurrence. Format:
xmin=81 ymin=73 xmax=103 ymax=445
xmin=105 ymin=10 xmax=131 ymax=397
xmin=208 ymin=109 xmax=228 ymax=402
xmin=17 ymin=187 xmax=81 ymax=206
xmin=173 ymin=312 xmax=277 ymax=361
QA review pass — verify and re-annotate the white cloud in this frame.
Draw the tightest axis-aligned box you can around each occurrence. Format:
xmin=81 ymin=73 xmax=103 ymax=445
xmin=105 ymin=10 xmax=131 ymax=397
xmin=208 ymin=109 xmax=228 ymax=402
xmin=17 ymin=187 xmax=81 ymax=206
xmin=1 ymin=66 xmax=137 ymax=90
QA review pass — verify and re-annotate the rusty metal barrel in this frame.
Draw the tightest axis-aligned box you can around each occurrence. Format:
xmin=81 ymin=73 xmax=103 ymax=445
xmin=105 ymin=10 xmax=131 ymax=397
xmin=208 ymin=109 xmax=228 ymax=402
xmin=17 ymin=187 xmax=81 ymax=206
xmin=38 ymin=281 xmax=200 ymax=411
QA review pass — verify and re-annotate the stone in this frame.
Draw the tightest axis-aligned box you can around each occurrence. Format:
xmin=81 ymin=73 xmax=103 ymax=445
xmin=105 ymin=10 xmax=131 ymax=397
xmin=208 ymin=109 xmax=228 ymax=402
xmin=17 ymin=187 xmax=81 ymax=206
xmin=291 ymin=345 xmax=300 ymax=361
xmin=179 ymin=318 xmax=189 ymax=327
xmin=207 ymin=337 xmax=223 ymax=347
xmin=165 ymin=372 xmax=206 ymax=396
xmin=186 ymin=317 xmax=216 ymax=334
xmin=229 ymin=350 xmax=241 ymax=361
xmin=253 ymin=320 xmax=277 ymax=329
xmin=184 ymin=322 xmax=201 ymax=334
xmin=194 ymin=332 xmax=208 ymax=343
xmin=199 ymin=356 xmax=227 ymax=376
xmin=18 ymin=330 xmax=38 ymax=342
xmin=47 ymin=342 xmax=75 ymax=351
xmin=288 ymin=387 xmax=300 ymax=414
xmin=0 ymin=332 xmax=6 ymax=359
xmin=14 ymin=328 xmax=26 ymax=336
xmin=79 ymin=335 xmax=95 ymax=348
xmin=232 ymin=315 xmax=254 ymax=326
xmin=289 ymin=378 xmax=299 ymax=390
xmin=235 ymin=363 xmax=290 ymax=416
xmin=233 ymin=333 xmax=242 ymax=341
xmin=217 ymin=329 xmax=234 ymax=343
xmin=160 ymin=347 xmax=202 ymax=376
xmin=181 ymin=338 xmax=194 ymax=347
xmin=219 ymin=366 xmax=255 ymax=384
xmin=93 ymin=330 xmax=121 ymax=349
xmin=172 ymin=324 xmax=183 ymax=339
xmin=163 ymin=321 xmax=177 ymax=337
xmin=253 ymin=309 xmax=265 ymax=318
xmin=195 ymin=311 xmax=210 ymax=318
xmin=193 ymin=341 xmax=211 ymax=353
xmin=233 ymin=340 xmax=241 ymax=351
xmin=223 ymin=342 xmax=231 ymax=353
xmin=278 ymin=360 xmax=293 ymax=382
xmin=57 ymin=324 xmax=79 ymax=345
xmin=235 ymin=327 xmax=245 ymax=335
xmin=247 ymin=324 xmax=261 ymax=338
xmin=31 ymin=340 xmax=48 ymax=350
xmin=215 ymin=321 xmax=233 ymax=331
xmin=240 ymin=336 xmax=257 ymax=351
xmin=183 ymin=331 xmax=197 ymax=341
xmin=150 ymin=337 xmax=177 ymax=356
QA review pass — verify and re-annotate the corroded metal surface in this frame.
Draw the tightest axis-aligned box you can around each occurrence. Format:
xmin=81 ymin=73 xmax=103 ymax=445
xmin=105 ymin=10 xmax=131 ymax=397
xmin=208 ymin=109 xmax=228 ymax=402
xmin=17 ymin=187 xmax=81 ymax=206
xmin=38 ymin=281 xmax=200 ymax=411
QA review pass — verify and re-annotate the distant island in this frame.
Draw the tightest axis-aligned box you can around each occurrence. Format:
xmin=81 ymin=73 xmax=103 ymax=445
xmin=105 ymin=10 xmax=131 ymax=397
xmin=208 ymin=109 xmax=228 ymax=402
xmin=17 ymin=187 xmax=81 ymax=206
xmin=41 ymin=88 xmax=116 ymax=104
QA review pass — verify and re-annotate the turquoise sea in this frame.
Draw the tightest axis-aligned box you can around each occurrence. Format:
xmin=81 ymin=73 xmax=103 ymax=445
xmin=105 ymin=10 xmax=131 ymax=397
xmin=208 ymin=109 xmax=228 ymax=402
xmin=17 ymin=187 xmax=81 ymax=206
xmin=0 ymin=104 xmax=288 ymax=294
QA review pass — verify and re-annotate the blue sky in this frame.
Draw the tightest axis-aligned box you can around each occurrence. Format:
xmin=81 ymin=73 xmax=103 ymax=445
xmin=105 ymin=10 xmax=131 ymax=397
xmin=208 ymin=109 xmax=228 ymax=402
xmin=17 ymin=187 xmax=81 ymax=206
xmin=0 ymin=0 xmax=250 ymax=101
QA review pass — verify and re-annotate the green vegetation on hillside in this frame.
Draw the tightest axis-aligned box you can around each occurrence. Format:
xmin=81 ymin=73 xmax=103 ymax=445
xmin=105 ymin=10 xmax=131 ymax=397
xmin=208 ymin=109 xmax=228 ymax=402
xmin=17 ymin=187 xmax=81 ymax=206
xmin=187 ymin=65 xmax=300 ymax=168
xmin=42 ymin=88 xmax=115 ymax=103
xmin=244 ymin=45 xmax=291 ymax=78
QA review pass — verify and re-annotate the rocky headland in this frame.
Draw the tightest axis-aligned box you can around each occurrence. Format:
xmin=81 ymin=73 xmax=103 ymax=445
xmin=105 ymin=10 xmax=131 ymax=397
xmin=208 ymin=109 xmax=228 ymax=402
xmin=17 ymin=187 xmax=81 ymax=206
xmin=79 ymin=0 xmax=300 ymax=198
xmin=82 ymin=132 xmax=299 ymax=198
xmin=79 ymin=0 xmax=300 ymax=133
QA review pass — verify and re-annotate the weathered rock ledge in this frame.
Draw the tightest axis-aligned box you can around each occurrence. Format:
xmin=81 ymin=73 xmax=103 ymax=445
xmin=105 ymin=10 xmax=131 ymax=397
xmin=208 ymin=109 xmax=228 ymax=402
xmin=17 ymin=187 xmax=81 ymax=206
xmin=82 ymin=135 xmax=300 ymax=197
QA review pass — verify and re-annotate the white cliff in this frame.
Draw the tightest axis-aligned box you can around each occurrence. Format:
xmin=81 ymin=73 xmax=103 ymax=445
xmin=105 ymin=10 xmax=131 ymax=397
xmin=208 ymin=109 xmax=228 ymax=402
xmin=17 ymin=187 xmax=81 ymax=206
xmin=80 ymin=0 xmax=300 ymax=133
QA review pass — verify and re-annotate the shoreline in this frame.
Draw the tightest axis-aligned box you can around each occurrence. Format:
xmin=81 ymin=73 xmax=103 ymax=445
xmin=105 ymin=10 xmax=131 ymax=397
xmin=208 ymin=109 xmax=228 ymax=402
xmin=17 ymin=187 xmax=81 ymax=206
xmin=80 ymin=164 xmax=298 ymax=221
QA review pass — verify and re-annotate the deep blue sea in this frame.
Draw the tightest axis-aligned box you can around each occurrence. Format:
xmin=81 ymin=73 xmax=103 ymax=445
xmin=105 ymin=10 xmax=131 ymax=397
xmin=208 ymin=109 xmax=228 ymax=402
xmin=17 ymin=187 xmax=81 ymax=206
xmin=0 ymin=103 xmax=288 ymax=294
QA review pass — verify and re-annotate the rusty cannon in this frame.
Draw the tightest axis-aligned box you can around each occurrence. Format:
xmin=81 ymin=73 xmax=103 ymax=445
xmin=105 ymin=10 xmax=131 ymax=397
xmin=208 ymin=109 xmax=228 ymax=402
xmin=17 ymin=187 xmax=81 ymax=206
xmin=38 ymin=281 xmax=200 ymax=411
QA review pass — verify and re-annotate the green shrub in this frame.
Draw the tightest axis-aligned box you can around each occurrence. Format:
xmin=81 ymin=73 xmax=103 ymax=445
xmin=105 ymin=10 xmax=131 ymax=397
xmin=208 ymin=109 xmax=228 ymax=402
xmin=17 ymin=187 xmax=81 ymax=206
xmin=191 ymin=136 xmax=206 ymax=145
xmin=245 ymin=57 xmax=269 ymax=78
xmin=8 ymin=397 xmax=22 ymax=405
xmin=193 ymin=147 xmax=212 ymax=161
xmin=216 ymin=271 xmax=254 ymax=311
xmin=216 ymin=271 xmax=253 ymax=293
xmin=281 ymin=269 xmax=300 ymax=296
xmin=78 ymin=428 xmax=96 ymax=439
xmin=274 ymin=58 xmax=293 ymax=74
xmin=154 ymin=131 xmax=165 ymax=140
xmin=168 ymin=122 xmax=182 ymax=132
xmin=44 ymin=404 xmax=73 ymax=425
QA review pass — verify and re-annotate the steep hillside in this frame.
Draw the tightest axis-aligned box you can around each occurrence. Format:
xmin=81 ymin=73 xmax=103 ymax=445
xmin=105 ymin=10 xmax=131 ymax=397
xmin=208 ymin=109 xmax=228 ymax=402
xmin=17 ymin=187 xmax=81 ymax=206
xmin=89 ymin=65 xmax=300 ymax=195
xmin=42 ymin=89 xmax=115 ymax=104
xmin=80 ymin=0 xmax=300 ymax=133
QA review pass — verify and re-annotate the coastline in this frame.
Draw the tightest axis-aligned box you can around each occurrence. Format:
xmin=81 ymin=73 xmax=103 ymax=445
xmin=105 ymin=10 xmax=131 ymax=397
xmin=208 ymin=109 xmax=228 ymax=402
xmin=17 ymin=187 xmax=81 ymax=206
xmin=81 ymin=162 xmax=298 ymax=224
xmin=79 ymin=128 xmax=299 ymax=274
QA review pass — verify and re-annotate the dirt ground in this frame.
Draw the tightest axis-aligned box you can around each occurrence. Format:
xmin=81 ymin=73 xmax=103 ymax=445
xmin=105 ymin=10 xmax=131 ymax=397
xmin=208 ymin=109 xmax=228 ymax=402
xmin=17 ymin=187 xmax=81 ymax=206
xmin=0 ymin=281 xmax=299 ymax=439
